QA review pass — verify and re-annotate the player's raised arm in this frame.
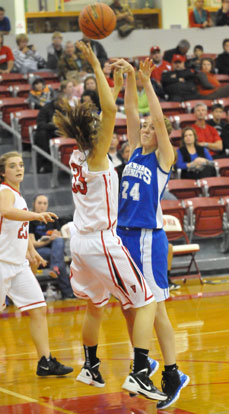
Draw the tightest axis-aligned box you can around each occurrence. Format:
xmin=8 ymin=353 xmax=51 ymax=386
xmin=139 ymin=59 xmax=174 ymax=171
xmin=111 ymin=58 xmax=140 ymax=155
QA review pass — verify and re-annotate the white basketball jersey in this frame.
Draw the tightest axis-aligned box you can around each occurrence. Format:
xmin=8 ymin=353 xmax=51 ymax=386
xmin=70 ymin=150 xmax=119 ymax=234
xmin=0 ymin=184 xmax=29 ymax=265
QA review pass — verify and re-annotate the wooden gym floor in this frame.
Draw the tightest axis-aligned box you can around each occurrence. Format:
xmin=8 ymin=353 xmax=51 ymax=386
xmin=0 ymin=277 xmax=229 ymax=414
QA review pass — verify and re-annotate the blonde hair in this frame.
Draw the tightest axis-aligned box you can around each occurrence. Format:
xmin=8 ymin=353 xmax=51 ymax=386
xmin=0 ymin=151 xmax=22 ymax=183
xmin=52 ymin=31 xmax=63 ymax=40
xmin=16 ymin=33 xmax=29 ymax=45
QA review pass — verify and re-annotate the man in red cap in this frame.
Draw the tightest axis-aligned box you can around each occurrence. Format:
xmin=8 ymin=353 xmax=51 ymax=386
xmin=150 ymin=46 xmax=171 ymax=84
xmin=162 ymin=54 xmax=200 ymax=101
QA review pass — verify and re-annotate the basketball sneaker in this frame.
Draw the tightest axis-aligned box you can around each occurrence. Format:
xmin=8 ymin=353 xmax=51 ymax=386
xmin=76 ymin=360 xmax=105 ymax=388
xmin=157 ymin=369 xmax=190 ymax=409
xmin=37 ymin=355 xmax=73 ymax=376
xmin=147 ymin=357 xmax=159 ymax=378
xmin=122 ymin=368 xmax=167 ymax=401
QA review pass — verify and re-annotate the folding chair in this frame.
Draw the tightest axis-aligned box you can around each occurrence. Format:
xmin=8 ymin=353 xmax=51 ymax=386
xmin=0 ymin=97 xmax=29 ymax=125
xmin=163 ymin=215 xmax=202 ymax=283
xmin=199 ymin=176 xmax=229 ymax=197
xmin=167 ymin=179 xmax=202 ymax=199
xmin=214 ymin=159 xmax=229 ymax=177
xmin=182 ymin=196 xmax=228 ymax=246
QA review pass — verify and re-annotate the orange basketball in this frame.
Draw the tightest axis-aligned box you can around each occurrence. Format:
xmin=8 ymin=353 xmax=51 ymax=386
xmin=79 ymin=3 xmax=116 ymax=40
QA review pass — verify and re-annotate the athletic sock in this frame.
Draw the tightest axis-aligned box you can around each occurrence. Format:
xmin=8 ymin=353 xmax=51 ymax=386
xmin=83 ymin=344 xmax=98 ymax=368
xmin=132 ymin=347 xmax=149 ymax=373
xmin=164 ymin=363 xmax=178 ymax=372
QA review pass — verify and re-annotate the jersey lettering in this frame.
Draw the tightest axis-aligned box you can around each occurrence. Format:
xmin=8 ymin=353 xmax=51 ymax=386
xmin=121 ymin=181 xmax=140 ymax=201
xmin=18 ymin=222 xmax=28 ymax=239
xmin=71 ymin=163 xmax=88 ymax=195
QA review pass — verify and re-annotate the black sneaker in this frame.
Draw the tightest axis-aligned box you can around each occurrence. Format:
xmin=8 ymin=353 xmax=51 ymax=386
xmin=37 ymin=355 xmax=73 ymax=376
xmin=168 ymin=280 xmax=181 ymax=291
xmin=122 ymin=368 xmax=167 ymax=401
xmin=76 ymin=360 xmax=105 ymax=388
xmin=157 ymin=369 xmax=190 ymax=409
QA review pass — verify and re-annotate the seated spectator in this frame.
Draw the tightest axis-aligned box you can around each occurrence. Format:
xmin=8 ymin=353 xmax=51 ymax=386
xmin=79 ymin=35 xmax=108 ymax=68
xmin=60 ymin=80 xmax=78 ymax=107
xmin=207 ymin=103 xmax=227 ymax=136
xmin=47 ymin=31 xmax=63 ymax=72
xmin=83 ymin=74 xmax=98 ymax=93
xmin=29 ymin=194 xmax=74 ymax=299
xmin=34 ymin=94 xmax=63 ymax=173
xmin=28 ymin=77 xmax=55 ymax=109
xmin=102 ymin=60 xmax=114 ymax=87
xmin=0 ymin=34 xmax=14 ymax=73
xmin=13 ymin=33 xmax=46 ymax=74
xmin=58 ymin=41 xmax=87 ymax=80
xmin=0 ymin=7 xmax=11 ymax=35
xmin=189 ymin=0 xmax=213 ymax=28
xmin=176 ymin=126 xmax=216 ymax=179
xmin=215 ymin=0 xmax=229 ymax=26
xmin=192 ymin=102 xmax=223 ymax=157
xmin=162 ymin=54 xmax=200 ymax=101
xmin=163 ymin=39 xmax=190 ymax=63
xmin=110 ymin=0 xmax=135 ymax=37
xmin=108 ymin=133 xmax=124 ymax=167
xmin=195 ymin=57 xmax=229 ymax=99
xmin=215 ymin=38 xmax=229 ymax=75
xmin=150 ymin=46 xmax=171 ymax=84
xmin=186 ymin=44 xmax=204 ymax=71
xmin=80 ymin=89 xmax=101 ymax=111
xmin=221 ymin=110 xmax=229 ymax=156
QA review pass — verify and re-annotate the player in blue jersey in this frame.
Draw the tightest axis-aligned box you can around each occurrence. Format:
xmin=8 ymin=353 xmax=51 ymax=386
xmin=112 ymin=58 xmax=190 ymax=409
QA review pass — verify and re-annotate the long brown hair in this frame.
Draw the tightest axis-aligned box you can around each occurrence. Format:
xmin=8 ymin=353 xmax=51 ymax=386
xmin=181 ymin=127 xmax=198 ymax=147
xmin=53 ymin=100 xmax=100 ymax=155
xmin=0 ymin=151 xmax=22 ymax=183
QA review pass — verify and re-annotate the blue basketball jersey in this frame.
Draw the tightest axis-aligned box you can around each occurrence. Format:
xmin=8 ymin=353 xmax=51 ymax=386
xmin=118 ymin=147 xmax=171 ymax=229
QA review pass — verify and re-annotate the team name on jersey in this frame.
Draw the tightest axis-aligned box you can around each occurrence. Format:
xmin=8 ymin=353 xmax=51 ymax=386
xmin=122 ymin=162 xmax=152 ymax=185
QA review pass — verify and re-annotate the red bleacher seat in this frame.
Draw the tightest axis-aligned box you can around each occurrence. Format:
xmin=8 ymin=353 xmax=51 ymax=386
xmin=215 ymin=74 xmax=229 ymax=86
xmin=170 ymin=129 xmax=182 ymax=147
xmin=161 ymin=101 xmax=185 ymax=116
xmin=49 ymin=137 xmax=76 ymax=187
xmin=214 ymin=158 xmax=229 ymax=177
xmin=0 ymin=97 xmax=29 ymax=125
xmin=0 ymin=85 xmax=12 ymax=98
xmin=161 ymin=199 xmax=186 ymax=228
xmin=183 ymin=196 xmax=227 ymax=241
xmin=167 ymin=179 xmax=202 ymax=199
xmin=170 ymin=113 xmax=196 ymax=130
xmin=199 ymin=176 xmax=229 ymax=197
xmin=29 ymin=72 xmax=59 ymax=83
xmin=0 ymin=73 xmax=27 ymax=86
xmin=181 ymin=99 xmax=212 ymax=113
xmin=114 ymin=118 xmax=127 ymax=135
xmin=13 ymin=109 xmax=39 ymax=144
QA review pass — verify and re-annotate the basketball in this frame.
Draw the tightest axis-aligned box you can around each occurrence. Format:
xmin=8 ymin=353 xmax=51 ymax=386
xmin=79 ymin=3 xmax=116 ymax=40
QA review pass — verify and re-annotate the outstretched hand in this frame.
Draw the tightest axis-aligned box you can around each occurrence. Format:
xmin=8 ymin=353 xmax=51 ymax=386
xmin=76 ymin=41 xmax=99 ymax=68
xmin=36 ymin=212 xmax=58 ymax=224
xmin=110 ymin=58 xmax=134 ymax=74
xmin=113 ymin=67 xmax=124 ymax=90
xmin=138 ymin=58 xmax=154 ymax=85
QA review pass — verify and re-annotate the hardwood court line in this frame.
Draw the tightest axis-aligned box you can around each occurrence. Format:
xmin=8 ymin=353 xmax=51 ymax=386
xmin=0 ymin=387 xmax=76 ymax=414
xmin=1 ymin=328 xmax=229 ymax=359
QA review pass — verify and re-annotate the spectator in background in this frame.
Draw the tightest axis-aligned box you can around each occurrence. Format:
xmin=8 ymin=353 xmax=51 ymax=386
xmin=13 ymin=34 xmax=46 ymax=74
xmin=79 ymin=35 xmax=108 ymax=68
xmin=47 ymin=32 xmax=63 ymax=72
xmin=163 ymin=39 xmax=190 ymax=63
xmin=215 ymin=0 xmax=229 ymax=26
xmin=60 ymin=80 xmax=78 ymax=107
xmin=110 ymin=0 xmax=135 ymax=37
xmin=136 ymin=71 xmax=150 ymax=116
xmin=0 ymin=34 xmax=14 ymax=73
xmin=189 ymin=0 xmax=213 ymax=28
xmin=58 ymin=41 xmax=86 ymax=80
xmin=215 ymin=38 xmax=229 ymax=75
xmin=192 ymin=102 xmax=223 ymax=157
xmin=207 ymin=103 xmax=227 ymax=136
xmin=108 ymin=133 xmax=123 ymax=167
xmin=102 ymin=60 xmax=114 ymax=87
xmin=80 ymin=89 xmax=101 ymax=111
xmin=0 ymin=7 xmax=11 ymax=35
xmin=176 ymin=127 xmax=216 ymax=179
xmin=150 ymin=45 xmax=171 ymax=83
xmin=162 ymin=54 xmax=200 ymax=102
xmin=29 ymin=194 xmax=74 ymax=299
xmin=186 ymin=44 xmax=204 ymax=71
xmin=28 ymin=77 xmax=55 ymax=109
xmin=195 ymin=57 xmax=229 ymax=99
xmin=221 ymin=110 xmax=229 ymax=156
xmin=83 ymin=74 xmax=98 ymax=93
